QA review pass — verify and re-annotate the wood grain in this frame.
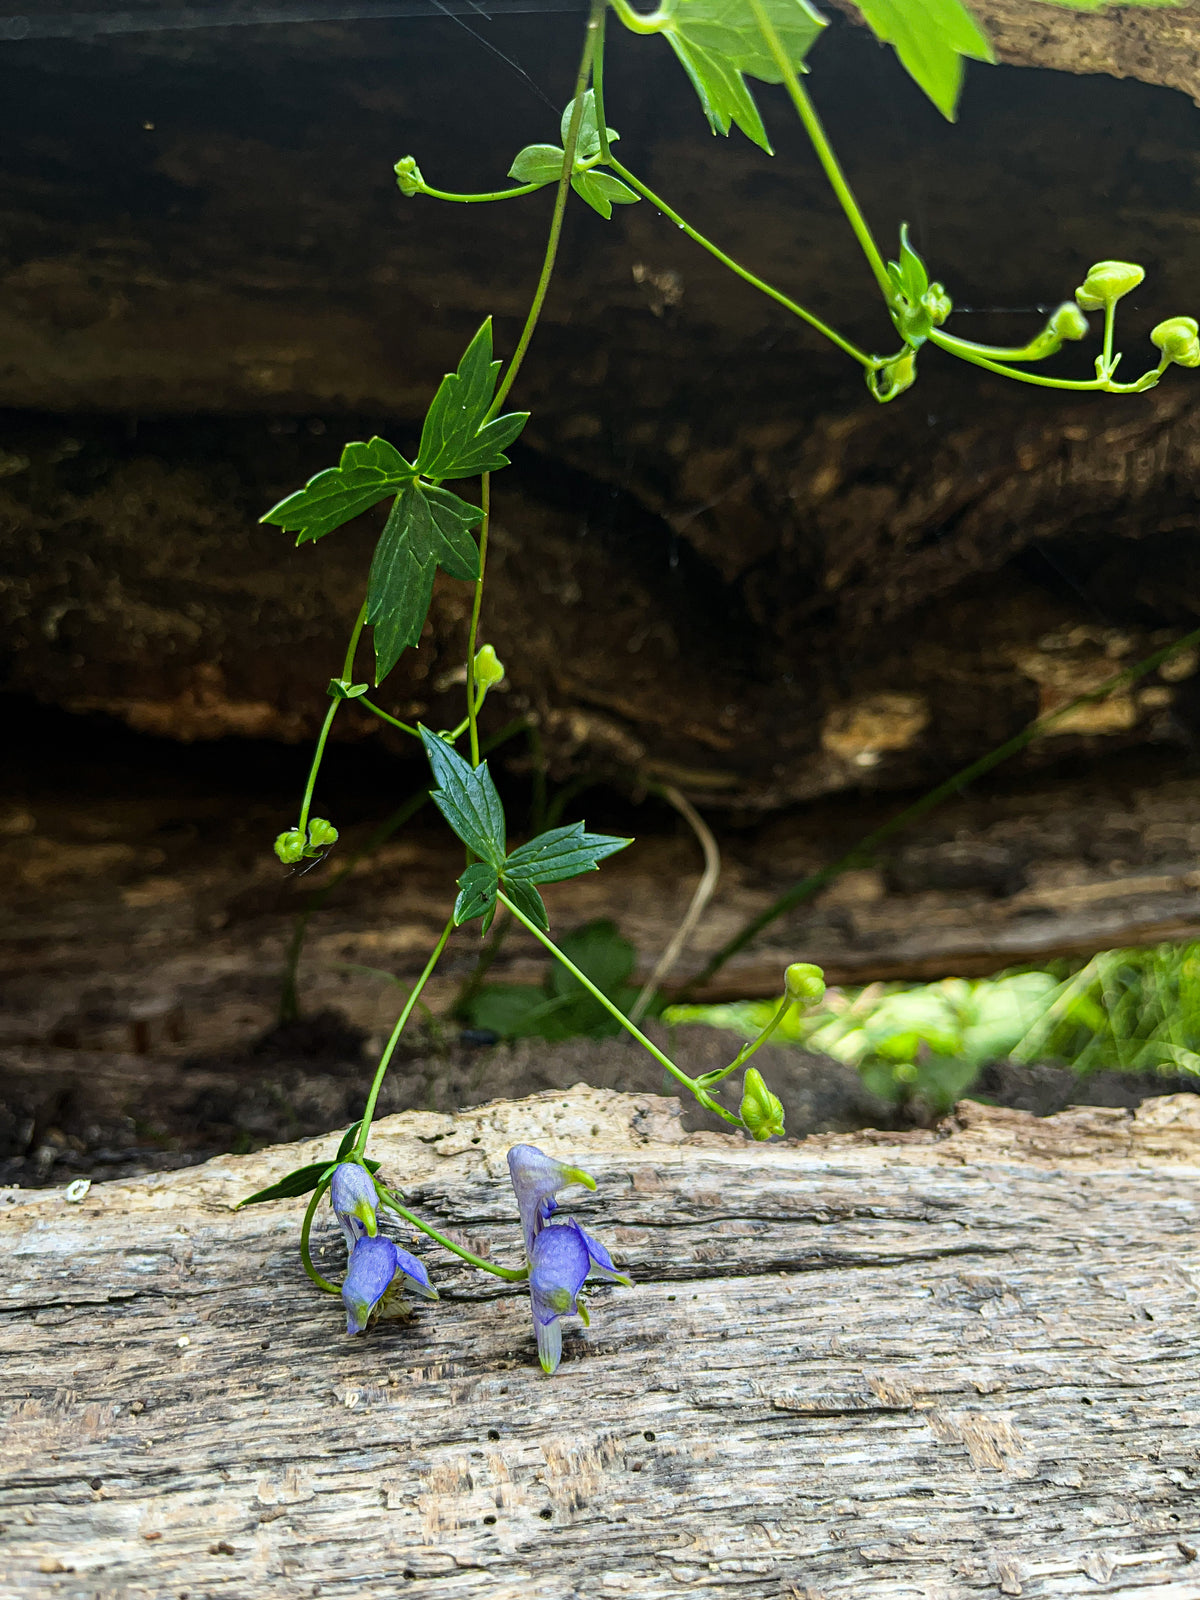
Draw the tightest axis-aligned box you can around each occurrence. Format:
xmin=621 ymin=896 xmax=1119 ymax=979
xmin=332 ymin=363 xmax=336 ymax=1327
xmin=3 ymin=1088 xmax=1200 ymax=1600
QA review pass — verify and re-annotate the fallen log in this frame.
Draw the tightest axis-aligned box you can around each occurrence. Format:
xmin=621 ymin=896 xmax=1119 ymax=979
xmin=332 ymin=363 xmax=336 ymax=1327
xmin=3 ymin=1087 xmax=1200 ymax=1598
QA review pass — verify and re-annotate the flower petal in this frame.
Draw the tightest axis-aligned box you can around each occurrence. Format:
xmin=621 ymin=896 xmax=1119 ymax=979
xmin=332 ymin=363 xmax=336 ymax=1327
xmin=330 ymin=1162 xmax=379 ymax=1250
xmin=535 ymin=1315 xmax=563 ymax=1375
xmin=391 ymin=1242 xmax=438 ymax=1301
xmin=341 ymin=1235 xmax=398 ymax=1334
xmin=571 ymin=1219 xmax=633 ymax=1286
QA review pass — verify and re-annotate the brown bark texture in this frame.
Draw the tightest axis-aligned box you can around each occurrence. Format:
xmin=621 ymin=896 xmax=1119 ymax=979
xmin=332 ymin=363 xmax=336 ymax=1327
xmin=3 ymin=1086 xmax=1200 ymax=1600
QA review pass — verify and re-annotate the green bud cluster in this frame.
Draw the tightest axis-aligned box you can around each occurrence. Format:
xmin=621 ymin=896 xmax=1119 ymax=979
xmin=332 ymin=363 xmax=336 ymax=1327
xmin=1151 ymin=316 xmax=1200 ymax=369
xmin=785 ymin=962 xmax=825 ymax=1005
xmin=740 ymin=1067 xmax=785 ymax=1141
xmin=394 ymin=156 xmax=426 ymax=197
xmin=1074 ymin=260 xmax=1144 ymax=310
xmin=275 ymin=816 xmax=339 ymax=865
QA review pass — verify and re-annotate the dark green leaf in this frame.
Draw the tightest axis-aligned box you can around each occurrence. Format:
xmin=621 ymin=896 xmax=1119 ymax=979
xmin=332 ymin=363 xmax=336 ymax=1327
xmin=465 ymin=984 xmax=570 ymax=1040
xmin=851 ymin=0 xmax=993 ymax=120
xmin=236 ymin=1153 xmax=379 ymax=1208
xmin=414 ymin=319 xmax=529 ymax=482
xmin=619 ymin=0 xmax=826 ymax=152
xmin=503 ymin=821 xmax=632 ymax=885
xmin=508 ymin=143 xmax=566 ymax=184
xmin=335 ymin=1122 xmax=364 ymax=1160
xmin=366 ymin=482 xmax=482 ymax=682
xmin=455 ymin=860 xmax=500 ymax=927
xmin=503 ymin=877 xmax=549 ymax=932
xmin=261 ymin=437 xmax=415 ymax=545
xmin=571 ymin=170 xmax=640 ymax=220
xmin=420 ymin=726 xmax=507 ymax=866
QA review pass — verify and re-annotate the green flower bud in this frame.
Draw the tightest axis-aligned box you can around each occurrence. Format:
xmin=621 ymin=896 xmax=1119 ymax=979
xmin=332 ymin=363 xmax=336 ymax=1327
xmin=472 ymin=643 xmax=505 ymax=693
xmin=785 ymin=962 xmax=826 ymax=1005
xmin=740 ymin=1067 xmax=785 ymax=1142
xmin=1048 ymin=301 xmax=1089 ymax=342
xmin=869 ymin=348 xmax=918 ymax=404
xmin=274 ymin=828 xmax=306 ymax=866
xmin=921 ymin=283 xmax=952 ymax=327
xmin=394 ymin=156 xmax=426 ymax=198
xmin=327 ymin=677 xmax=369 ymax=700
xmin=1074 ymin=260 xmax=1144 ymax=310
xmin=305 ymin=817 xmax=339 ymax=851
xmin=1151 ymin=315 xmax=1200 ymax=368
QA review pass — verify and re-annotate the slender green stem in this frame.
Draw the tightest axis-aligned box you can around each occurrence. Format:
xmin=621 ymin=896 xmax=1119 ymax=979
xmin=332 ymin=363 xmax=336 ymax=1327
xmin=342 ymin=601 xmax=368 ymax=682
xmin=418 ymin=180 xmax=545 ymax=204
xmin=699 ymin=995 xmax=791 ymax=1086
xmin=683 ymin=623 xmax=1200 ymax=995
xmin=592 ymin=5 xmax=611 ymax=162
xmin=487 ymin=0 xmax=604 ymax=420
xmin=300 ymin=1179 xmax=339 ymax=1294
xmin=608 ymin=157 xmax=874 ymax=368
xmin=467 ymin=473 xmax=491 ymax=767
xmin=353 ymin=917 xmax=455 ymax=1157
xmin=497 ymin=889 xmax=746 ymax=1127
xmin=297 ymin=700 xmax=339 ymax=835
xmin=358 ymin=698 xmax=420 ymax=738
xmin=930 ymin=329 xmax=1154 ymax=392
xmin=744 ymin=0 xmax=892 ymax=303
xmin=1102 ymin=301 xmax=1117 ymax=372
xmin=378 ymin=1192 xmax=529 ymax=1280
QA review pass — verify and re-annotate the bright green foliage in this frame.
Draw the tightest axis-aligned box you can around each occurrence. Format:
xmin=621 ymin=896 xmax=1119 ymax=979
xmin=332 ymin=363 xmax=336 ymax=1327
xmin=464 ymin=920 xmax=649 ymax=1041
xmin=740 ymin=1066 xmax=785 ymax=1139
xmin=261 ymin=437 xmax=414 ymax=546
xmin=508 ymin=94 xmax=639 ymax=218
xmin=887 ymin=224 xmax=952 ymax=347
xmin=421 ymin=726 xmax=506 ymax=867
xmin=420 ymin=732 xmax=631 ymax=934
xmin=613 ymin=0 xmax=826 ymax=152
xmin=851 ymin=0 xmax=993 ymax=121
xmin=415 ymin=319 xmax=528 ymax=481
xmin=367 ymin=482 xmax=482 ymax=680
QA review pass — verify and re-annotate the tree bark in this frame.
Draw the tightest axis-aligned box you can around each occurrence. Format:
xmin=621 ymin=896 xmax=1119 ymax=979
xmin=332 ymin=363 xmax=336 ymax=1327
xmin=3 ymin=1086 xmax=1200 ymax=1598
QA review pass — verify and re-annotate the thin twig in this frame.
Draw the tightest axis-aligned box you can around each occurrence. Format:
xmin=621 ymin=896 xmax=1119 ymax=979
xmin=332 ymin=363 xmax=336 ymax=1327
xmin=628 ymin=784 xmax=720 ymax=1026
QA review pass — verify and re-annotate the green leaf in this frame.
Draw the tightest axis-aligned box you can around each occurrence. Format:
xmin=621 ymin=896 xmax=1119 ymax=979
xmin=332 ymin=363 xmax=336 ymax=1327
xmin=419 ymin=725 xmax=506 ymax=866
xmin=261 ymin=437 xmax=415 ymax=545
xmin=335 ymin=1122 xmax=364 ymax=1159
xmin=414 ymin=319 xmax=529 ymax=482
xmin=559 ymin=90 xmax=618 ymax=164
xmin=571 ymin=170 xmax=640 ymax=221
xmin=455 ymin=860 xmax=500 ymax=927
xmin=236 ymin=1153 xmax=379 ymax=1207
xmin=503 ymin=821 xmax=632 ymax=885
xmin=508 ymin=143 xmax=566 ymax=184
xmin=851 ymin=0 xmax=994 ymax=121
xmin=366 ymin=481 xmax=482 ymax=682
xmin=888 ymin=222 xmax=929 ymax=305
xmin=503 ymin=877 xmax=549 ymax=933
xmin=617 ymin=0 xmax=826 ymax=152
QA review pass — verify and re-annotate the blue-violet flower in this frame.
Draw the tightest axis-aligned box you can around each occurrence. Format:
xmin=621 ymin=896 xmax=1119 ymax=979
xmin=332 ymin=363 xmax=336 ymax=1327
xmin=529 ymin=1218 xmax=631 ymax=1374
xmin=506 ymin=1143 xmax=596 ymax=1256
xmin=330 ymin=1161 xmax=379 ymax=1248
xmin=342 ymin=1234 xmax=438 ymax=1334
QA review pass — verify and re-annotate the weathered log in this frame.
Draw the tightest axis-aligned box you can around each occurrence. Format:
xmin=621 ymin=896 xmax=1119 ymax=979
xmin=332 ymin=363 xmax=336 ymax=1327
xmin=3 ymin=1087 xmax=1200 ymax=1599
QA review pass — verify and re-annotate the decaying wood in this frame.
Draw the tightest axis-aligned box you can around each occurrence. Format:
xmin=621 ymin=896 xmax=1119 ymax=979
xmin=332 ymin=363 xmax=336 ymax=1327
xmin=3 ymin=1087 xmax=1200 ymax=1599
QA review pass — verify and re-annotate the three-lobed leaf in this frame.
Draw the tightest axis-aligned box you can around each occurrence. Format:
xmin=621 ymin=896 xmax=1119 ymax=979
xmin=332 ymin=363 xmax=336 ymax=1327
xmin=261 ymin=437 xmax=415 ymax=545
xmin=414 ymin=319 xmax=529 ymax=482
xmin=366 ymin=482 xmax=482 ymax=682
xmin=504 ymin=821 xmax=632 ymax=885
xmin=616 ymin=0 xmax=826 ymax=152
xmin=420 ymin=726 xmax=507 ymax=867
xmin=850 ymin=0 xmax=993 ymax=121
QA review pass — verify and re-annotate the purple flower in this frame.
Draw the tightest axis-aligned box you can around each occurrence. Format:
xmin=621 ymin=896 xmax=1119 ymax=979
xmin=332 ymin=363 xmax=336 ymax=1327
xmin=330 ymin=1162 xmax=379 ymax=1248
xmin=506 ymin=1144 xmax=596 ymax=1256
xmin=342 ymin=1234 xmax=438 ymax=1335
xmin=529 ymin=1219 xmax=631 ymax=1374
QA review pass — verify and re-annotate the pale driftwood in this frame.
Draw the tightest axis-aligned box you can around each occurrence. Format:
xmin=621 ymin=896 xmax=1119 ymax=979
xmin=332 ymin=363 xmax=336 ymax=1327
xmin=3 ymin=1089 xmax=1200 ymax=1600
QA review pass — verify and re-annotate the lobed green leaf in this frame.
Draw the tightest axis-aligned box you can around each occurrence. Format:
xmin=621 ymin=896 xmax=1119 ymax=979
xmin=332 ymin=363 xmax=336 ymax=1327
xmin=420 ymin=726 xmax=507 ymax=867
xmin=415 ymin=319 xmax=529 ymax=482
xmin=366 ymin=482 xmax=482 ymax=682
xmin=261 ymin=437 xmax=415 ymax=545
xmin=850 ymin=0 xmax=993 ymax=121
xmin=503 ymin=821 xmax=632 ymax=885
xmin=571 ymin=170 xmax=640 ymax=220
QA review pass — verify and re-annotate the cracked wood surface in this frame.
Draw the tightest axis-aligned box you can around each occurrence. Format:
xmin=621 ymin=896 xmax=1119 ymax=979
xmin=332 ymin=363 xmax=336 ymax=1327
xmin=3 ymin=1087 xmax=1200 ymax=1600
